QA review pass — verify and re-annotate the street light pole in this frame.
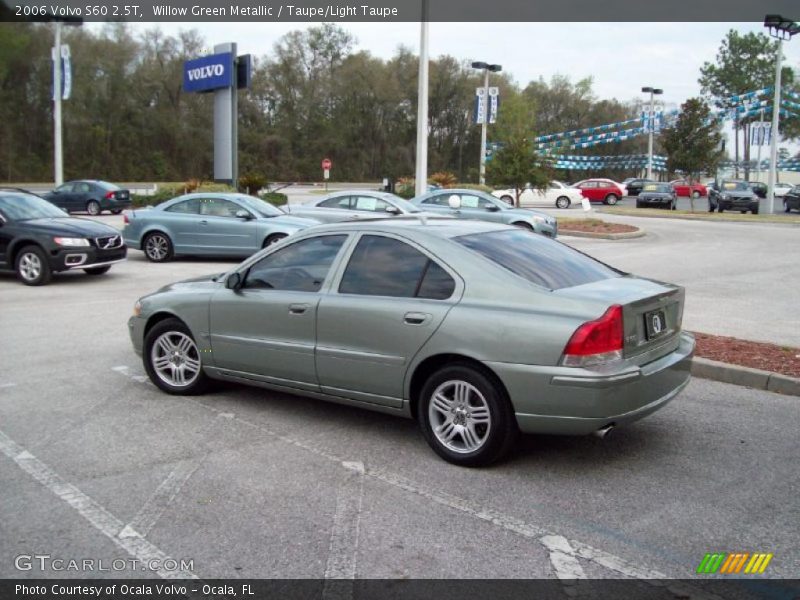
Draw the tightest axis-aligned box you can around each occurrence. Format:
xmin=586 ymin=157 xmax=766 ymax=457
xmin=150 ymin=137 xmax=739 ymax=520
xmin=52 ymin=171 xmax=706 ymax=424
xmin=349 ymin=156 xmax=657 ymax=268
xmin=642 ymin=86 xmax=663 ymax=180
xmin=471 ymin=61 xmax=501 ymax=186
xmin=53 ymin=21 xmax=63 ymax=186
xmin=764 ymin=15 xmax=799 ymax=215
xmin=414 ymin=0 xmax=429 ymax=197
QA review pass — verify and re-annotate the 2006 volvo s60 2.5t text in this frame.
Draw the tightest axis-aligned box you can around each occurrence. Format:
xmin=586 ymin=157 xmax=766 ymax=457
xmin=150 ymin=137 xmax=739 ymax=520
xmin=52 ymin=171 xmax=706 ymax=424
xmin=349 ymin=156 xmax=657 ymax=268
xmin=128 ymin=217 xmax=694 ymax=466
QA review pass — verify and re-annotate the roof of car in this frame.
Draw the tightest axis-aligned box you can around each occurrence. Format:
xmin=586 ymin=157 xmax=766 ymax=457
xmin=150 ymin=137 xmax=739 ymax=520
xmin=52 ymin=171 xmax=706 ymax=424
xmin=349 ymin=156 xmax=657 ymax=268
xmin=297 ymin=215 xmax=510 ymax=239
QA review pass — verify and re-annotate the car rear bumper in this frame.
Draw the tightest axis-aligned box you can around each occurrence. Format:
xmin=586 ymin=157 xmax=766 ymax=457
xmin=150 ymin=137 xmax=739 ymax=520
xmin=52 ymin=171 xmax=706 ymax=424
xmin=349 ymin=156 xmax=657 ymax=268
xmin=488 ymin=331 xmax=695 ymax=435
xmin=100 ymin=198 xmax=132 ymax=210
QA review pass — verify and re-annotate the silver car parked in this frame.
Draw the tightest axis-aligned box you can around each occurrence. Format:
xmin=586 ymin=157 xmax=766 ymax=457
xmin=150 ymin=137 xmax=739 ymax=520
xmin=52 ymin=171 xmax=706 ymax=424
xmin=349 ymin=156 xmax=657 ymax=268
xmin=282 ymin=190 xmax=436 ymax=223
xmin=128 ymin=218 xmax=694 ymax=466
xmin=122 ymin=193 xmax=318 ymax=262
xmin=411 ymin=188 xmax=557 ymax=237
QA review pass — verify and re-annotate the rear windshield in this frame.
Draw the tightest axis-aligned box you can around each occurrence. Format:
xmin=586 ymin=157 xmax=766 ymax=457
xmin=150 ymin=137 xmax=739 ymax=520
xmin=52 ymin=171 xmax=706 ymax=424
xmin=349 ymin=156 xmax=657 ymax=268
xmin=96 ymin=181 xmax=121 ymax=191
xmin=455 ymin=229 xmax=621 ymax=290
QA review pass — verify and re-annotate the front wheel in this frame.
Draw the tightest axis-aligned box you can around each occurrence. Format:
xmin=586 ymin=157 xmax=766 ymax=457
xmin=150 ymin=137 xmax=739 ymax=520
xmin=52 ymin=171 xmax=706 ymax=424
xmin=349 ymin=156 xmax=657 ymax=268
xmin=143 ymin=318 xmax=209 ymax=395
xmin=86 ymin=200 xmax=101 ymax=215
xmin=263 ymin=233 xmax=288 ymax=248
xmin=143 ymin=231 xmax=174 ymax=262
xmin=15 ymin=245 xmax=52 ymax=286
xmin=555 ymin=196 xmax=571 ymax=209
xmin=692 ymin=190 xmax=701 ymax=199
xmin=604 ymin=194 xmax=619 ymax=205
xmin=500 ymin=195 xmax=514 ymax=205
xmin=84 ymin=265 xmax=111 ymax=275
xmin=417 ymin=364 xmax=518 ymax=467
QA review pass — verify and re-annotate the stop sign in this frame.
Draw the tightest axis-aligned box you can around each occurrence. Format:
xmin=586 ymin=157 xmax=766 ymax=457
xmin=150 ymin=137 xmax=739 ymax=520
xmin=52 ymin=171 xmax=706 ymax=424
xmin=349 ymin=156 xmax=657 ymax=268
xmin=321 ymin=158 xmax=332 ymax=170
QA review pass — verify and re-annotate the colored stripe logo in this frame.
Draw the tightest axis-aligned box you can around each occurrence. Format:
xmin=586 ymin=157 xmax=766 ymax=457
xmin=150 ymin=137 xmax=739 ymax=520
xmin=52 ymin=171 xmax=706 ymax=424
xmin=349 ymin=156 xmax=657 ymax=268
xmin=697 ymin=553 xmax=773 ymax=574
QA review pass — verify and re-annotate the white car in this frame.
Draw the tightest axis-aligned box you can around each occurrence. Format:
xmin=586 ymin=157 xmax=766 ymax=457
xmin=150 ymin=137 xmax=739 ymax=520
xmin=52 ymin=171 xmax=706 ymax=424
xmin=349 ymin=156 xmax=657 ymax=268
xmin=492 ymin=181 xmax=584 ymax=209
xmin=774 ymin=182 xmax=793 ymax=197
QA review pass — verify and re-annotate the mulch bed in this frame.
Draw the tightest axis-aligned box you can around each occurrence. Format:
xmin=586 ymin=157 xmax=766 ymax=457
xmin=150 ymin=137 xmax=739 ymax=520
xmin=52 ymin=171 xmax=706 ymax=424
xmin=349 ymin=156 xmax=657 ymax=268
xmin=693 ymin=332 xmax=800 ymax=378
xmin=559 ymin=219 xmax=638 ymax=234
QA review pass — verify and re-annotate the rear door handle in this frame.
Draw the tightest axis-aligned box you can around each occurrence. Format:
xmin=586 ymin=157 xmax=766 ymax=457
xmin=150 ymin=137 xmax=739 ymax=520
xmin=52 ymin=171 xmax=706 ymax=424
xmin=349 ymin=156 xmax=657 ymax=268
xmin=404 ymin=312 xmax=430 ymax=325
xmin=199 ymin=220 xmax=208 ymax=225
xmin=289 ymin=303 xmax=310 ymax=315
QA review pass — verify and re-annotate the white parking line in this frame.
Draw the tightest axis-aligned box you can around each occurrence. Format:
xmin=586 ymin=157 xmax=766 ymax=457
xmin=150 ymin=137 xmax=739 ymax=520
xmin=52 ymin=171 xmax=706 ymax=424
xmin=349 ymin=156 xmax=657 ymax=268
xmin=540 ymin=535 xmax=586 ymax=580
xmin=112 ymin=364 xmax=722 ymax=596
xmin=0 ymin=428 xmax=196 ymax=580
xmin=322 ymin=461 xmax=365 ymax=600
xmin=0 ymin=383 xmax=17 ymax=389
xmin=119 ymin=458 xmax=203 ymax=540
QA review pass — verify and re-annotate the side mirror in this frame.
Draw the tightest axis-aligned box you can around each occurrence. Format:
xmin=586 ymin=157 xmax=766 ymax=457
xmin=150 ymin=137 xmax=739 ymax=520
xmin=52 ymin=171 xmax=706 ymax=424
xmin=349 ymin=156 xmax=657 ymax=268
xmin=235 ymin=210 xmax=252 ymax=220
xmin=448 ymin=194 xmax=462 ymax=209
xmin=225 ymin=272 xmax=243 ymax=290
xmin=384 ymin=206 xmax=400 ymax=215
xmin=486 ymin=205 xmax=500 ymax=212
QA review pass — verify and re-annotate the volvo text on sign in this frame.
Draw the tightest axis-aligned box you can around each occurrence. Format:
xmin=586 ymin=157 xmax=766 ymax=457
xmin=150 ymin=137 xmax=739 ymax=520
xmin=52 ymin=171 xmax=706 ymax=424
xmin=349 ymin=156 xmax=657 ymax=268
xmin=183 ymin=52 xmax=234 ymax=93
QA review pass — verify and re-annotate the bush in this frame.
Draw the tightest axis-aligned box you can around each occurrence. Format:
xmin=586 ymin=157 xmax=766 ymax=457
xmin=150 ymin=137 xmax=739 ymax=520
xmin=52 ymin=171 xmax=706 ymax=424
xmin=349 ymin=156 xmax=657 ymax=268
xmin=239 ymin=173 xmax=268 ymax=195
xmin=395 ymin=177 xmax=416 ymax=199
xmin=130 ymin=181 xmax=235 ymax=208
xmin=259 ymin=192 xmax=288 ymax=207
xmin=429 ymin=171 xmax=457 ymax=188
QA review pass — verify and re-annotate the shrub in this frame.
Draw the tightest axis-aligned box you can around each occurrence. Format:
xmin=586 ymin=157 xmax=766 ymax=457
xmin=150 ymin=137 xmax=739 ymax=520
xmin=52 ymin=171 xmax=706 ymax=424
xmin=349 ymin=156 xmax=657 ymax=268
xmin=395 ymin=177 xmax=416 ymax=199
xmin=239 ymin=173 xmax=268 ymax=195
xmin=130 ymin=181 xmax=235 ymax=208
xmin=429 ymin=171 xmax=457 ymax=188
xmin=259 ymin=192 xmax=288 ymax=207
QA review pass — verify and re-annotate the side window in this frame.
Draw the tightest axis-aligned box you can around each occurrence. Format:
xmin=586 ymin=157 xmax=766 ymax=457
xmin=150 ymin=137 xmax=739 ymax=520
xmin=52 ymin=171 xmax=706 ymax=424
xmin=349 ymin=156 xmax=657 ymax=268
xmin=352 ymin=196 xmax=388 ymax=212
xmin=243 ymin=235 xmax=347 ymax=292
xmin=56 ymin=183 xmax=74 ymax=193
xmin=339 ymin=235 xmax=454 ymax=299
xmin=165 ymin=199 xmax=201 ymax=214
xmin=319 ymin=197 xmax=350 ymax=209
xmin=199 ymin=198 xmax=241 ymax=218
xmin=423 ymin=195 xmax=449 ymax=206
xmin=75 ymin=182 xmax=91 ymax=193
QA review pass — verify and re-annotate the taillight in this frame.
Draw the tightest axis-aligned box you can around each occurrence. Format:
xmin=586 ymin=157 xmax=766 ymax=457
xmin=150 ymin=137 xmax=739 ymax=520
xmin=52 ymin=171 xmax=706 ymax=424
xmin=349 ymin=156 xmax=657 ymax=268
xmin=561 ymin=305 xmax=624 ymax=367
xmin=123 ymin=213 xmax=129 ymax=224
xmin=105 ymin=191 xmax=115 ymax=199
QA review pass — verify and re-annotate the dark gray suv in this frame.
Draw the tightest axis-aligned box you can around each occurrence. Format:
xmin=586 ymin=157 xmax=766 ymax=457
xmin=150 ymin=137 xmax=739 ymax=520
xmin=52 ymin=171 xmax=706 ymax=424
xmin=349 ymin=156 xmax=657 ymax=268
xmin=708 ymin=181 xmax=760 ymax=214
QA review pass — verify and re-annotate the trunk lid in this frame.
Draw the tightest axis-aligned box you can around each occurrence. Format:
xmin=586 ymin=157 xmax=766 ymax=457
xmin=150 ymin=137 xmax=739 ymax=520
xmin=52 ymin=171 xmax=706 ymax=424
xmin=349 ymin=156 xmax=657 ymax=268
xmin=553 ymin=275 xmax=684 ymax=360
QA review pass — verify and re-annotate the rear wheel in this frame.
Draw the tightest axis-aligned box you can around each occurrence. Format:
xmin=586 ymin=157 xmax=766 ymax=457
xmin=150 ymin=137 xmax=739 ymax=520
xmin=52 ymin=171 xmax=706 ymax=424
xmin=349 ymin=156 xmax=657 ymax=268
xmin=111 ymin=209 xmax=122 ymax=215
xmin=604 ymin=194 xmax=619 ymax=205
xmin=86 ymin=200 xmax=101 ymax=215
xmin=692 ymin=190 xmax=701 ymax=199
xmin=263 ymin=233 xmax=288 ymax=248
xmin=417 ymin=364 xmax=518 ymax=466
xmin=143 ymin=318 xmax=209 ymax=395
xmin=84 ymin=265 xmax=111 ymax=275
xmin=555 ymin=196 xmax=570 ymax=209
xmin=143 ymin=231 xmax=174 ymax=262
xmin=15 ymin=245 xmax=52 ymax=286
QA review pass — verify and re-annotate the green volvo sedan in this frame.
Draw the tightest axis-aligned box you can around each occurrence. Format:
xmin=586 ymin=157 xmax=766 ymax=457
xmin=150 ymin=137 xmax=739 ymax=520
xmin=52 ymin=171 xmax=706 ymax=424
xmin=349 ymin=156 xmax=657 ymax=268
xmin=128 ymin=217 xmax=694 ymax=466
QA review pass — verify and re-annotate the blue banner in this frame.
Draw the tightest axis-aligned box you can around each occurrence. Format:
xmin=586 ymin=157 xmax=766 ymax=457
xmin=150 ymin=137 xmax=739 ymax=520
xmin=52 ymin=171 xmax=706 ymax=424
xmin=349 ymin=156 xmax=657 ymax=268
xmin=183 ymin=52 xmax=234 ymax=93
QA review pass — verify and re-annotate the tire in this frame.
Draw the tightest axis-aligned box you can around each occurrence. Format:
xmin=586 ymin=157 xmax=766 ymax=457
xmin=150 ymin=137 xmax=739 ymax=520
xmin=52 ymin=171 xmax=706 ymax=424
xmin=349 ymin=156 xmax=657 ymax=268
xmin=785 ymin=201 xmax=791 ymax=213
xmin=555 ymin=196 xmax=571 ymax=209
xmin=513 ymin=222 xmax=534 ymax=232
xmin=718 ymin=207 xmax=724 ymax=213
xmin=143 ymin=231 xmax=174 ymax=262
xmin=604 ymin=194 xmax=619 ymax=205
xmin=671 ymin=201 xmax=677 ymax=211
xmin=692 ymin=190 xmax=701 ymax=199
xmin=752 ymin=208 xmax=759 ymax=215
xmin=111 ymin=209 xmax=122 ymax=215
xmin=740 ymin=210 xmax=747 ymax=214
xmin=500 ymin=195 xmax=514 ymax=205
xmin=263 ymin=233 xmax=288 ymax=248
xmin=143 ymin=318 xmax=209 ymax=395
xmin=15 ymin=245 xmax=52 ymax=286
xmin=417 ymin=363 xmax=518 ymax=467
xmin=84 ymin=265 xmax=111 ymax=275
xmin=86 ymin=200 xmax=101 ymax=215
xmin=636 ymin=201 xmax=641 ymax=208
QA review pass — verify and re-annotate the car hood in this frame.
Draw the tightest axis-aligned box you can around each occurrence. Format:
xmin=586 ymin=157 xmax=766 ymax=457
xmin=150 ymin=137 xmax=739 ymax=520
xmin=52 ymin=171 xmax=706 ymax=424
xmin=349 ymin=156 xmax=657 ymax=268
xmin=16 ymin=217 xmax=119 ymax=237
xmin=155 ymin=273 xmax=227 ymax=294
xmin=266 ymin=214 xmax=321 ymax=227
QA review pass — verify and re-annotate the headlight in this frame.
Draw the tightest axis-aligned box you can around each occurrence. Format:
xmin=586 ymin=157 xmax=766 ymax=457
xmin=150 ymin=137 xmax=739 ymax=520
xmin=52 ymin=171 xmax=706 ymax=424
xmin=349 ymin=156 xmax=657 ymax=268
xmin=531 ymin=216 xmax=545 ymax=224
xmin=720 ymin=194 xmax=730 ymax=201
xmin=54 ymin=237 xmax=90 ymax=247
xmin=133 ymin=300 xmax=142 ymax=317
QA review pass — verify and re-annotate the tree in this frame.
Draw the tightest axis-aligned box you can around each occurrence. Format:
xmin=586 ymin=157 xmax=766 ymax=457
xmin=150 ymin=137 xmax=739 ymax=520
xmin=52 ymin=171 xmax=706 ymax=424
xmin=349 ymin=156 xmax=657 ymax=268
xmin=699 ymin=30 xmax=797 ymax=179
xmin=661 ymin=98 xmax=723 ymax=211
xmin=485 ymin=93 xmax=551 ymax=206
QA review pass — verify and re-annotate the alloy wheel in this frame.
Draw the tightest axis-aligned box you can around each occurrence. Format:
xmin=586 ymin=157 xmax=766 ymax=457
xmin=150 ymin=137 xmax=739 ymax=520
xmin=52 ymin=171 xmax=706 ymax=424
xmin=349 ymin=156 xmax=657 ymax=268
xmin=18 ymin=252 xmax=42 ymax=282
xmin=145 ymin=234 xmax=169 ymax=261
xmin=150 ymin=331 xmax=201 ymax=388
xmin=428 ymin=380 xmax=491 ymax=454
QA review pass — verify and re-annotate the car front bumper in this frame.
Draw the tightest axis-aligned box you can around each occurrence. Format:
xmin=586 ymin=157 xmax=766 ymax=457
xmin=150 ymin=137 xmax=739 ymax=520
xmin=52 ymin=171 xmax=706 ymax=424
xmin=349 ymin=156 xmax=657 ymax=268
xmin=47 ymin=245 xmax=127 ymax=272
xmin=489 ymin=331 xmax=695 ymax=435
xmin=128 ymin=315 xmax=146 ymax=356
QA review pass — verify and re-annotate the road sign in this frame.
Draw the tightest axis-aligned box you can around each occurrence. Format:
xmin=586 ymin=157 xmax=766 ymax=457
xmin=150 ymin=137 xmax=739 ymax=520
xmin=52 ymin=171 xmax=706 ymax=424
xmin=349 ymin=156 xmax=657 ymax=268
xmin=323 ymin=169 xmax=330 ymax=180
xmin=322 ymin=158 xmax=332 ymax=170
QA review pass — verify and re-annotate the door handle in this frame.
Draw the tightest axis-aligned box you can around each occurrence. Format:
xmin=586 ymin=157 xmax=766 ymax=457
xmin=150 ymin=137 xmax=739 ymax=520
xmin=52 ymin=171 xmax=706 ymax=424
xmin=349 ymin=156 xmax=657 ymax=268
xmin=199 ymin=220 xmax=208 ymax=225
xmin=289 ymin=303 xmax=310 ymax=315
xmin=404 ymin=312 xmax=430 ymax=325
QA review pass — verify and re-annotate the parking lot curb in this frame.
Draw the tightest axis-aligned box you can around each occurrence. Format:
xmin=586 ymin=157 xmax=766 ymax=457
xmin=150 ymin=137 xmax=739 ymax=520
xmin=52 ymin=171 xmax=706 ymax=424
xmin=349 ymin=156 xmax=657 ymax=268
xmin=599 ymin=208 xmax=800 ymax=225
xmin=558 ymin=229 xmax=645 ymax=240
xmin=691 ymin=357 xmax=800 ymax=397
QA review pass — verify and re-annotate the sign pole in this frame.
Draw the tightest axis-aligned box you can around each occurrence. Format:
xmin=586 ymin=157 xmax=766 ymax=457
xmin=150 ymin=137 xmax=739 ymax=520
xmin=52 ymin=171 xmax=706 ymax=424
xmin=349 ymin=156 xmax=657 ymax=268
xmin=479 ymin=69 xmax=489 ymax=185
xmin=53 ymin=22 xmax=63 ymax=186
xmin=766 ymin=39 xmax=782 ymax=215
xmin=414 ymin=0 xmax=429 ymax=197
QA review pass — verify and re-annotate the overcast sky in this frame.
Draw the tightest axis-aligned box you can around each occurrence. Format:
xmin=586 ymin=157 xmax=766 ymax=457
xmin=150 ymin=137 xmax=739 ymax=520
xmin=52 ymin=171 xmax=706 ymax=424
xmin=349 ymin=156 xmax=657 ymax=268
xmin=104 ymin=21 xmax=800 ymax=151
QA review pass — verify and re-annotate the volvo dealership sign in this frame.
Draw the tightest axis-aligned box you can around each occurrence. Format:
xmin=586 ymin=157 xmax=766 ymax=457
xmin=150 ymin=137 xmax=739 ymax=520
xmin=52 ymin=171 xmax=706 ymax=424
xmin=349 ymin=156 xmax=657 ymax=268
xmin=183 ymin=52 xmax=233 ymax=93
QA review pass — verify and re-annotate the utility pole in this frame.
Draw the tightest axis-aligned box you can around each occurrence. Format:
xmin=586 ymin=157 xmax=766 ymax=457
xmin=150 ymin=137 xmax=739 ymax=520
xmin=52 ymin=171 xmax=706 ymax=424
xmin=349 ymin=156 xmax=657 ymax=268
xmin=53 ymin=21 xmax=63 ymax=186
xmin=414 ymin=0 xmax=429 ymax=197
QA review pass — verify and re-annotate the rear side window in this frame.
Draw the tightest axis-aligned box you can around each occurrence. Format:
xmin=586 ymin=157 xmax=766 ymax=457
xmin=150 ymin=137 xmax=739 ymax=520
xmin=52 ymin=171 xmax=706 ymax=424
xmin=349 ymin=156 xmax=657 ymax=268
xmin=455 ymin=229 xmax=621 ymax=290
xmin=166 ymin=199 xmax=200 ymax=214
xmin=339 ymin=235 xmax=455 ymax=299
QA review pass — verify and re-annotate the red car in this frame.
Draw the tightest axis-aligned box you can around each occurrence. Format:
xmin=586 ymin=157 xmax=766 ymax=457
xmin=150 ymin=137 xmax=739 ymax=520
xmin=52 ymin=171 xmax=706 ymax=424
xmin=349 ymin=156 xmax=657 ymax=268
xmin=572 ymin=179 xmax=627 ymax=205
xmin=670 ymin=180 xmax=707 ymax=198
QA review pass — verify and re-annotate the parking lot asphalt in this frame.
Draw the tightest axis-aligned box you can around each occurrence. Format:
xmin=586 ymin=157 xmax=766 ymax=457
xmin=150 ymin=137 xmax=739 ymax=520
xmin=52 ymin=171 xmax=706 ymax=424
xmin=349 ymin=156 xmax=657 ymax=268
xmin=1 ymin=216 xmax=799 ymax=587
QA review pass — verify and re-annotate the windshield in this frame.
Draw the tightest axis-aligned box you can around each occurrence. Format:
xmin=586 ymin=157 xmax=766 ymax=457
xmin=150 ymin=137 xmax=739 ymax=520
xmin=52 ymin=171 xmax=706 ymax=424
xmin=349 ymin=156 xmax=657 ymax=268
xmin=455 ymin=229 xmax=621 ymax=290
xmin=722 ymin=182 xmax=749 ymax=191
xmin=643 ymin=184 xmax=672 ymax=193
xmin=232 ymin=194 xmax=285 ymax=217
xmin=387 ymin=195 xmax=422 ymax=213
xmin=0 ymin=194 xmax=68 ymax=220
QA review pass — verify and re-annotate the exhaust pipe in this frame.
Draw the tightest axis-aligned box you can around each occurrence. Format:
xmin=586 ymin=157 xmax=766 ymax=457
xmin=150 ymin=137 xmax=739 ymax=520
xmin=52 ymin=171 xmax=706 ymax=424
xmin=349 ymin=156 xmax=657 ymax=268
xmin=593 ymin=424 xmax=615 ymax=439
